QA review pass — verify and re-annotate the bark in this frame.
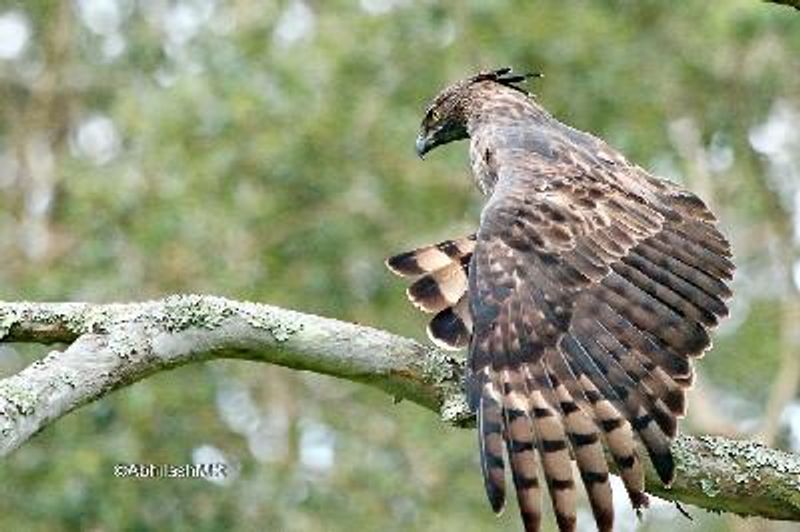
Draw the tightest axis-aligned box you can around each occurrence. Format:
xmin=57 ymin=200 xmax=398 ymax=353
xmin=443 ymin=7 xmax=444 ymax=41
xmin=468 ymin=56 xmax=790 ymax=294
xmin=0 ymin=296 xmax=798 ymax=521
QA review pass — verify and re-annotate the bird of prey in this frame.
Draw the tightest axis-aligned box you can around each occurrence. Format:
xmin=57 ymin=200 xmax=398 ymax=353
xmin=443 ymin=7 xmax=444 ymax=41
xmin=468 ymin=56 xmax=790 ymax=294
xmin=386 ymin=68 xmax=733 ymax=532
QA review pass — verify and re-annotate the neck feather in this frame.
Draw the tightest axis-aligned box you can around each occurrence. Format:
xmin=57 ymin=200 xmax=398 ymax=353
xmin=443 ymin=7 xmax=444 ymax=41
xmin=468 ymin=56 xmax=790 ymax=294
xmin=466 ymin=83 xmax=551 ymax=138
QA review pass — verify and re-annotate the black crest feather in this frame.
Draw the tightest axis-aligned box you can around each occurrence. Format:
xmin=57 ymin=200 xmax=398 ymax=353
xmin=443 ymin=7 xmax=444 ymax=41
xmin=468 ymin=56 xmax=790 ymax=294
xmin=473 ymin=67 xmax=543 ymax=95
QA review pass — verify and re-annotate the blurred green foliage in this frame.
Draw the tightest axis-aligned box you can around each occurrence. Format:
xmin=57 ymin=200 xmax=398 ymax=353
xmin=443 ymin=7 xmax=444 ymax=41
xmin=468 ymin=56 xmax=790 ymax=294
xmin=0 ymin=1 xmax=799 ymax=531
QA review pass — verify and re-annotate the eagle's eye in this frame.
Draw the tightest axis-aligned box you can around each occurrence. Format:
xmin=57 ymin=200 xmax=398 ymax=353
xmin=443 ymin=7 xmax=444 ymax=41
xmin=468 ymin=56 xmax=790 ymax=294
xmin=429 ymin=109 xmax=442 ymax=123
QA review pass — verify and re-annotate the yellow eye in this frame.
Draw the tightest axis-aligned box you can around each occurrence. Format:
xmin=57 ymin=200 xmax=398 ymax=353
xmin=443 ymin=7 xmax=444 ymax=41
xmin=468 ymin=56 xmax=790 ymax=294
xmin=428 ymin=109 xmax=441 ymax=123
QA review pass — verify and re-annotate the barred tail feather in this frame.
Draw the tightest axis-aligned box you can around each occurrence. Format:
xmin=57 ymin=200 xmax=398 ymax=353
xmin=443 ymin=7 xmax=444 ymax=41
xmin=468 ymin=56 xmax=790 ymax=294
xmin=407 ymin=260 xmax=469 ymax=314
xmin=428 ymin=295 xmax=472 ymax=349
xmin=477 ymin=386 xmax=507 ymax=513
xmin=526 ymin=388 xmax=576 ymax=532
xmin=386 ymin=235 xmax=475 ymax=349
xmin=385 ymin=235 xmax=476 ymax=277
xmin=499 ymin=370 xmax=543 ymax=531
xmin=547 ymin=368 xmax=614 ymax=531
xmin=551 ymin=334 xmax=648 ymax=508
xmin=563 ymin=329 xmax=675 ymax=485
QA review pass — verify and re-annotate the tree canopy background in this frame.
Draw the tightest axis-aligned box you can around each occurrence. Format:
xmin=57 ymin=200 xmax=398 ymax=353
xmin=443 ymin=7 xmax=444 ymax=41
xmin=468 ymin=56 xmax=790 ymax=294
xmin=0 ymin=1 xmax=799 ymax=531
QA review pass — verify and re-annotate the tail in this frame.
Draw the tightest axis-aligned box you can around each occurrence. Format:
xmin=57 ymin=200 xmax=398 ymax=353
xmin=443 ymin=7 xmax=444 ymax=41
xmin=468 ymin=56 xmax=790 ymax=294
xmin=385 ymin=235 xmax=475 ymax=349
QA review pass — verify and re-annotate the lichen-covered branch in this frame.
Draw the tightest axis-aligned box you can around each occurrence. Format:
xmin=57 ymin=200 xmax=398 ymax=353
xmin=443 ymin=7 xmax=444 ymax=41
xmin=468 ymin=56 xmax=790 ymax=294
xmin=0 ymin=296 xmax=798 ymax=521
xmin=0 ymin=296 xmax=467 ymax=452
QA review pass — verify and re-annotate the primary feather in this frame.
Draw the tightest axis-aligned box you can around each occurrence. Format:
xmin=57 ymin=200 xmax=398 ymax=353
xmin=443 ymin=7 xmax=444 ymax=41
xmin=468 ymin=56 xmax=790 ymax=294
xmin=388 ymin=68 xmax=734 ymax=532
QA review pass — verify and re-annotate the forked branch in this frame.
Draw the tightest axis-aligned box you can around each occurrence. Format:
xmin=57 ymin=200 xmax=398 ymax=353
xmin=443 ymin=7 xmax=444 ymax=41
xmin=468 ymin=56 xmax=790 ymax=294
xmin=0 ymin=296 xmax=798 ymax=521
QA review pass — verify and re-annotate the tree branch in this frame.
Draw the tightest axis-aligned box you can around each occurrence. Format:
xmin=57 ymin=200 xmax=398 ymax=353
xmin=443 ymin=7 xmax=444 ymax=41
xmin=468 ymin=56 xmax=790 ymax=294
xmin=0 ymin=296 xmax=798 ymax=521
xmin=764 ymin=0 xmax=800 ymax=10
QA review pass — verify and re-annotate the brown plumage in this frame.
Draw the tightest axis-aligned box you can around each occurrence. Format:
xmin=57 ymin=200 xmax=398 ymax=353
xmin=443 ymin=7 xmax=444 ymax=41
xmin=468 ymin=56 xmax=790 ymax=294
xmin=387 ymin=68 xmax=734 ymax=532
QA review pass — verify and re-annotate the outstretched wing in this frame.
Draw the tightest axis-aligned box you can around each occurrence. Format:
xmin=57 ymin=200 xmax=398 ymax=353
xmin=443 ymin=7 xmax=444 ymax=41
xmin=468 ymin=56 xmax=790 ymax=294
xmin=468 ymin=166 xmax=732 ymax=532
xmin=385 ymin=165 xmax=733 ymax=532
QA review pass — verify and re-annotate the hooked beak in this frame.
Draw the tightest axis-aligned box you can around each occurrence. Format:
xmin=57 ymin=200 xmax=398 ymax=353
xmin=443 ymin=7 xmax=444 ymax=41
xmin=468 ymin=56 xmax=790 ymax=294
xmin=415 ymin=134 xmax=430 ymax=160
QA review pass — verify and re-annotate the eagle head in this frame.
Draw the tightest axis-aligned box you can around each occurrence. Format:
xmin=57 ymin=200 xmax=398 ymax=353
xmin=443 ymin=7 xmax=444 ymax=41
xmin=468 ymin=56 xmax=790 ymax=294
xmin=415 ymin=67 xmax=541 ymax=159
